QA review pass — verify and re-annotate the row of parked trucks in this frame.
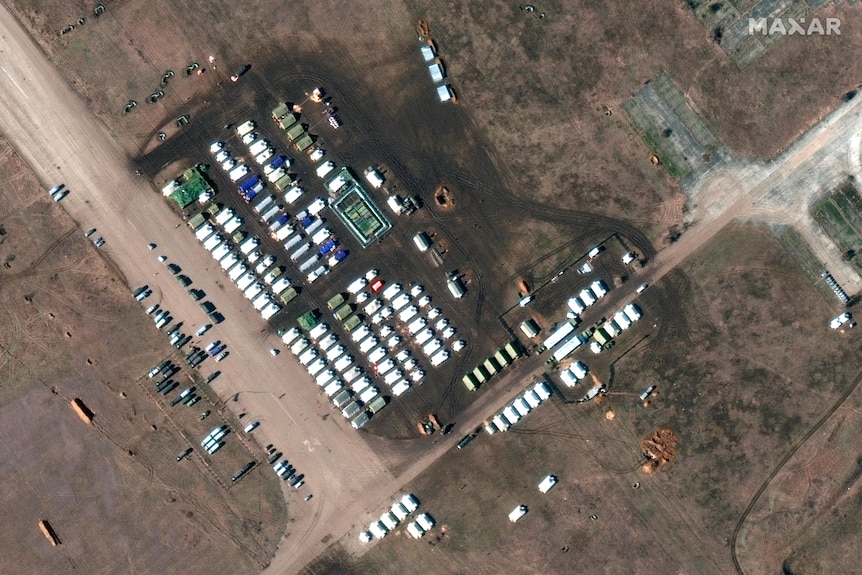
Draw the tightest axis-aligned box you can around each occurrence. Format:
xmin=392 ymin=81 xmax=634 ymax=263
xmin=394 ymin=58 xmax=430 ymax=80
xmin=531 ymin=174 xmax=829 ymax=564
xmin=239 ymin=179 xmax=349 ymax=285
xmin=588 ymin=302 xmax=642 ymax=354
xmin=148 ymin=361 xmax=180 ymax=399
xmin=200 ymin=425 xmax=229 ymax=456
xmin=539 ymin=279 xmax=611 ymax=365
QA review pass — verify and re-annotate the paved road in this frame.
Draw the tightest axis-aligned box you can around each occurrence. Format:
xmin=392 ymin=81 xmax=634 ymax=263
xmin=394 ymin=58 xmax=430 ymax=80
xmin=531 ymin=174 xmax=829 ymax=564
xmin=2 ymin=3 xmax=862 ymax=573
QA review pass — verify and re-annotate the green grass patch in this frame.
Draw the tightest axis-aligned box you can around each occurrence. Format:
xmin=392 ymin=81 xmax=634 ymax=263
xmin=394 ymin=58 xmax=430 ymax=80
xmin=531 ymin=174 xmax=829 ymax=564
xmin=771 ymin=224 xmax=836 ymax=301
xmin=811 ymin=181 xmax=862 ymax=271
xmin=622 ymin=93 xmax=692 ymax=179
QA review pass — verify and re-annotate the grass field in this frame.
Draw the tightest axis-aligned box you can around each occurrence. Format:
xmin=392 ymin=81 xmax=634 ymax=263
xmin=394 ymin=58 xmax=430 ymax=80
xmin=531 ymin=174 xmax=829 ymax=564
xmin=301 ymin=222 xmax=862 ymax=574
xmin=0 ymin=139 xmax=286 ymax=574
xmin=771 ymin=223 xmax=837 ymax=302
xmin=811 ymin=179 xmax=862 ymax=272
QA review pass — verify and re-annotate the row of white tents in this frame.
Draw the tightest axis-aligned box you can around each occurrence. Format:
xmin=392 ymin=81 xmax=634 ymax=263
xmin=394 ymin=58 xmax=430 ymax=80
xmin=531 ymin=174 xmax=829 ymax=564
xmin=359 ymin=493 xmax=429 ymax=542
xmin=484 ymin=380 xmax=552 ymax=434
xmin=191 ymin=213 xmax=284 ymax=321
xmin=281 ymin=323 xmax=379 ymax=430
xmin=588 ymin=302 xmax=643 ymax=354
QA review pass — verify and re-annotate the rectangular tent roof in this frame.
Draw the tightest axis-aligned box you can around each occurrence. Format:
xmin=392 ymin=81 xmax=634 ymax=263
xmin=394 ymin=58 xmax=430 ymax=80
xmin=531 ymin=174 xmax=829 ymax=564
xmin=436 ymin=84 xmax=452 ymax=102
xmin=420 ymin=45 xmax=436 ymax=61
xmin=428 ymin=63 xmax=444 ymax=83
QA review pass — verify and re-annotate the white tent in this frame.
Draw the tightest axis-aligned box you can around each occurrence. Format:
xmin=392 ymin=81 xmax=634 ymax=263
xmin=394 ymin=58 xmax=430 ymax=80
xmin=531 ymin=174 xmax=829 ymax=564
xmin=407 ymin=521 xmax=425 ymax=539
xmin=368 ymin=521 xmax=388 ymax=540
xmin=436 ymin=84 xmax=453 ymax=103
xmin=428 ymin=63 xmax=445 ymax=83
xmin=315 ymin=161 xmax=335 ymax=179
xmin=559 ymin=369 xmax=578 ymax=388
xmin=538 ymin=475 xmax=558 ymax=494
xmin=420 ymin=45 xmax=436 ymax=62
xmin=508 ymin=505 xmax=527 ymax=523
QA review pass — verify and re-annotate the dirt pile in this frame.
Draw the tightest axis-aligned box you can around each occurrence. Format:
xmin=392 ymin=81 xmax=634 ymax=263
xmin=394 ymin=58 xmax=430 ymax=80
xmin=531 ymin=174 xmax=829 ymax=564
xmin=434 ymin=185 xmax=454 ymax=209
xmin=641 ymin=428 xmax=678 ymax=474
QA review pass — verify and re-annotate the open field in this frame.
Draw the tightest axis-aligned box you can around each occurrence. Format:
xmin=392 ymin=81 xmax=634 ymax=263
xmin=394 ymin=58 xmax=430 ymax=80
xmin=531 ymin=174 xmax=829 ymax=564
xmin=623 ymin=72 xmax=728 ymax=181
xmin=687 ymin=0 xmax=826 ymax=68
xmin=301 ymin=222 xmax=861 ymax=574
xmin=0 ymin=139 xmax=286 ymax=574
xmin=771 ymin=223 xmax=840 ymax=301
xmin=734 ymin=377 xmax=862 ymax=574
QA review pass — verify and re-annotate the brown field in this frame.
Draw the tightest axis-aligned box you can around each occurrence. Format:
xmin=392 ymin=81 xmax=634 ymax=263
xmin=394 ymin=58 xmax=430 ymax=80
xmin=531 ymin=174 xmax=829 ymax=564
xmin=0 ymin=139 xmax=286 ymax=574
xmin=301 ymin=223 xmax=862 ymax=574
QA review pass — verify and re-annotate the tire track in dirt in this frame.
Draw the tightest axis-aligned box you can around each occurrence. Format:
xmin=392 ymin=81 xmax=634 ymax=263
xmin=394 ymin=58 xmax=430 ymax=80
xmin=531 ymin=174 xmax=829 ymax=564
xmin=0 ymin=226 xmax=78 ymax=286
xmin=730 ymin=367 xmax=862 ymax=574
xmin=0 ymin=307 xmax=24 ymax=374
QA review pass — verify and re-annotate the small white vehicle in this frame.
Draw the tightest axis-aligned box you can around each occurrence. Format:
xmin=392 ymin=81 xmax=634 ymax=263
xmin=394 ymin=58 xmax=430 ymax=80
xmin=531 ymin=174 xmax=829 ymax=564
xmin=830 ymin=312 xmax=854 ymax=330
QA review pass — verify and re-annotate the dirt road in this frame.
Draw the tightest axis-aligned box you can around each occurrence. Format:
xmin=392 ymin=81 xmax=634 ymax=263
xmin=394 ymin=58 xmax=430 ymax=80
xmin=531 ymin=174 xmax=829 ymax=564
xmin=0 ymin=5 xmax=395 ymax=574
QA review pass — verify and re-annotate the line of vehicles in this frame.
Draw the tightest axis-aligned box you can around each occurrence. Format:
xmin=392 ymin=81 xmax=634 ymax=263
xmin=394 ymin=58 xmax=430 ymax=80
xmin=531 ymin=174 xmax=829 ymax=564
xmin=264 ymin=435 xmax=307 ymax=491
xmin=147 ymin=359 xmax=216 ymax=410
xmin=47 ymin=183 xmax=69 ymax=202
xmin=227 ymin=120 xmax=349 ymax=277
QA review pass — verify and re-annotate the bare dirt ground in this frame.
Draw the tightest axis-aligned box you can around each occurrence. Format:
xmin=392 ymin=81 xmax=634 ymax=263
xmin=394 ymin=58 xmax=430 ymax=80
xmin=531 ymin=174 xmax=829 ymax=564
xmin=0 ymin=138 xmax=286 ymax=574
xmin=303 ymin=222 xmax=862 ymax=574
xmin=735 ymin=380 xmax=862 ymax=574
